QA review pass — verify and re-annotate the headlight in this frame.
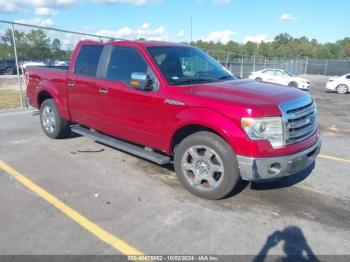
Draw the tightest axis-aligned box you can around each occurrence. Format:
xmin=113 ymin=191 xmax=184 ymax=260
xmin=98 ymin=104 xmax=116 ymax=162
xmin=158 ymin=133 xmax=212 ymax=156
xmin=241 ymin=117 xmax=284 ymax=147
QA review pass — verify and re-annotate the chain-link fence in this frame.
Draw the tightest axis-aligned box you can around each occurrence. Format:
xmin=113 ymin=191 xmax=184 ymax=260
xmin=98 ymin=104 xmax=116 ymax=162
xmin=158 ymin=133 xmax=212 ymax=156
xmin=1 ymin=20 xmax=350 ymax=110
xmin=0 ymin=20 xmax=114 ymax=110
xmin=208 ymin=50 xmax=350 ymax=78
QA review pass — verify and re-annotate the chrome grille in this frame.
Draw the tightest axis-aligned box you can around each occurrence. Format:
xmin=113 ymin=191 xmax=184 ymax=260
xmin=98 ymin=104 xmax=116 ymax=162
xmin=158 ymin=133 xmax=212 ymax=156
xmin=280 ymin=97 xmax=318 ymax=145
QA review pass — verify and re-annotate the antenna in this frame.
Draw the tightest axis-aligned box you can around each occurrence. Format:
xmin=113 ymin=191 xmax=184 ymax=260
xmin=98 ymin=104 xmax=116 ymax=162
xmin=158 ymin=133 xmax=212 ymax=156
xmin=190 ymin=14 xmax=193 ymax=43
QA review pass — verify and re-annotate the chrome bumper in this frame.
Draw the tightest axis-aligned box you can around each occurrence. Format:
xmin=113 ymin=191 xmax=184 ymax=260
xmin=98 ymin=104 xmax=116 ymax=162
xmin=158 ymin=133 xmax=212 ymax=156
xmin=237 ymin=139 xmax=321 ymax=181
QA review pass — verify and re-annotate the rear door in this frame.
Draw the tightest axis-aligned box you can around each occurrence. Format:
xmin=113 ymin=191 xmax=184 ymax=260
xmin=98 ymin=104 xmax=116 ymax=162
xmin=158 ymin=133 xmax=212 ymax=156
xmin=262 ymin=69 xmax=277 ymax=83
xmin=67 ymin=44 xmax=104 ymax=129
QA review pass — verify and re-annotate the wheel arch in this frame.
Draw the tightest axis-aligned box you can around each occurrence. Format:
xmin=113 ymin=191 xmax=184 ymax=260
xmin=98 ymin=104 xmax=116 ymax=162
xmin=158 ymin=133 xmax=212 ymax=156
xmin=36 ymin=80 xmax=70 ymax=120
xmin=171 ymin=124 xmax=223 ymax=154
xmin=168 ymin=109 xmax=244 ymax=156
xmin=37 ymin=90 xmax=53 ymax=108
xmin=336 ymin=83 xmax=349 ymax=93
xmin=288 ymin=81 xmax=298 ymax=87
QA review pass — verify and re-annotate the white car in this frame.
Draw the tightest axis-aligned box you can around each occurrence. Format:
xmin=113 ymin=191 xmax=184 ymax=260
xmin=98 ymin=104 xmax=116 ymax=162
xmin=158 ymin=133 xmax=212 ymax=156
xmin=248 ymin=69 xmax=311 ymax=90
xmin=21 ymin=61 xmax=46 ymax=70
xmin=326 ymin=73 xmax=350 ymax=94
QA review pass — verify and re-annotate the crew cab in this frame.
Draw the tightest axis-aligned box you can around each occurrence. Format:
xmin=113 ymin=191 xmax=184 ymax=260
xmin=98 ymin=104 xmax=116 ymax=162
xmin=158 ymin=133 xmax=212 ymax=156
xmin=26 ymin=40 xmax=321 ymax=199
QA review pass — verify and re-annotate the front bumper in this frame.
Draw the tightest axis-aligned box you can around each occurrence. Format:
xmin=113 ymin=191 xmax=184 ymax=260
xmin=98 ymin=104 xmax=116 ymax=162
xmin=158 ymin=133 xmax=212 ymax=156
xmin=237 ymin=139 xmax=321 ymax=181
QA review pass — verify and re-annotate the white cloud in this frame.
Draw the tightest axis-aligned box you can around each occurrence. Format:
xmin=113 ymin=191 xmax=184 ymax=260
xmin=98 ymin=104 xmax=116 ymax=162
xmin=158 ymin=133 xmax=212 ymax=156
xmin=0 ymin=2 xmax=27 ymax=13
xmin=243 ymin=34 xmax=269 ymax=44
xmin=12 ymin=0 xmax=80 ymax=8
xmin=141 ymin=23 xmax=150 ymax=30
xmin=15 ymin=18 xmax=54 ymax=27
xmin=35 ymin=7 xmax=58 ymax=15
xmin=280 ymin=13 xmax=296 ymax=21
xmin=96 ymin=24 xmax=166 ymax=41
xmin=201 ymin=29 xmax=235 ymax=44
xmin=94 ymin=0 xmax=149 ymax=5
xmin=0 ymin=0 xmax=80 ymax=14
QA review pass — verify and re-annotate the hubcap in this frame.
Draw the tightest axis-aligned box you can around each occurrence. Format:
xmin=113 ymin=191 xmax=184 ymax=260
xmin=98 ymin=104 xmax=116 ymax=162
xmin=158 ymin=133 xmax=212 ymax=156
xmin=41 ymin=105 xmax=56 ymax=133
xmin=181 ymin=145 xmax=224 ymax=191
xmin=338 ymin=85 xmax=347 ymax=94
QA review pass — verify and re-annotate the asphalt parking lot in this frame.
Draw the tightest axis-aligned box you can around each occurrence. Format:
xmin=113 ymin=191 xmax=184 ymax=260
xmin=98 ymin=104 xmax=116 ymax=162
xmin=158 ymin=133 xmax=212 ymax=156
xmin=0 ymin=76 xmax=349 ymax=258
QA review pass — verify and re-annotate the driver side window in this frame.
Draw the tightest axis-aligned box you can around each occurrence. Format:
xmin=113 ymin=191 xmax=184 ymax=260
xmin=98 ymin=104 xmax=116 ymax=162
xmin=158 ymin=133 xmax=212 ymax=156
xmin=106 ymin=46 xmax=149 ymax=86
xmin=275 ymin=70 xmax=285 ymax=76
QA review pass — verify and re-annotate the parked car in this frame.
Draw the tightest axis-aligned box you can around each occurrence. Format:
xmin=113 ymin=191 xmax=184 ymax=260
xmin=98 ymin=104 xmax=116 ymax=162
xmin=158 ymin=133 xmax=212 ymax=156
xmin=0 ymin=59 xmax=17 ymax=75
xmin=43 ymin=59 xmax=70 ymax=67
xmin=326 ymin=73 xmax=350 ymax=94
xmin=26 ymin=40 xmax=320 ymax=200
xmin=249 ymin=69 xmax=311 ymax=90
xmin=21 ymin=61 xmax=46 ymax=71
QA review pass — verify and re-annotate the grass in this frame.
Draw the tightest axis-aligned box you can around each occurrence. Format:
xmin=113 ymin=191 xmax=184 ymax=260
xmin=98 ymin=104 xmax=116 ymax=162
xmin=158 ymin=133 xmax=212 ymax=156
xmin=0 ymin=89 xmax=23 ymax=110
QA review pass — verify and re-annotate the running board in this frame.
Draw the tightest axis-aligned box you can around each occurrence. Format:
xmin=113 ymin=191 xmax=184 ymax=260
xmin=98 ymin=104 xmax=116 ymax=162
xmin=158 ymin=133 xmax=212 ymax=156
xmin=71 ymin=125 xmax=170 ymax=165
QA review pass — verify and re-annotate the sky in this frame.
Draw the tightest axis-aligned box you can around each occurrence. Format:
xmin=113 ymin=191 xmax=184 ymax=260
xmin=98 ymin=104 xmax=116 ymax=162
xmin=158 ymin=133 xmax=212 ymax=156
xmin=0 ymin=0 xmax=349 ymax=44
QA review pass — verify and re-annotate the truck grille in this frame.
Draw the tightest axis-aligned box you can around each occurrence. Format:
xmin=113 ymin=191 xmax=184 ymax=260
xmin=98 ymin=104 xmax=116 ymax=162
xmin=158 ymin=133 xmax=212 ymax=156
xmin=284 ymin=101 xmax=317 ymax=144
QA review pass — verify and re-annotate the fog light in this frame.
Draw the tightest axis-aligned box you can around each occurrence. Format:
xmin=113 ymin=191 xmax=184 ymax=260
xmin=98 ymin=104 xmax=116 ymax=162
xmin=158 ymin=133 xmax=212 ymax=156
xmin=268 ymin=163 xmax=281 ymax=176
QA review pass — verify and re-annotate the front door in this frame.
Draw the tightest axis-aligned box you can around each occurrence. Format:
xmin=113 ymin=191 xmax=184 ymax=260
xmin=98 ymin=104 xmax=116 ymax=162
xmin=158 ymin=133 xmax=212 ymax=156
xmin=95 ymin=46 xmax=168 ymax=150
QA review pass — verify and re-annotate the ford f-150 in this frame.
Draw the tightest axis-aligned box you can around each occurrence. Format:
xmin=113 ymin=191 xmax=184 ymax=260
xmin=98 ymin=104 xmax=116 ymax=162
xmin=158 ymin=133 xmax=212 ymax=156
xmin=26 ymin=40 xmax=321 ymax=199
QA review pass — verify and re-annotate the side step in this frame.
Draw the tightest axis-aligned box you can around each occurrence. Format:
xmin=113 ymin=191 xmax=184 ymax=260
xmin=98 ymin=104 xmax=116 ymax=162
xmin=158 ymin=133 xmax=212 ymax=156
xmin=71 ymin=125 xmax=171 ymax=165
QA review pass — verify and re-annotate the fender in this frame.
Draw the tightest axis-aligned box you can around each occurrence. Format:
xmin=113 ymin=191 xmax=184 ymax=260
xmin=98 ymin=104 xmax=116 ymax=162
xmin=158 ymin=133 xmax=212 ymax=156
xmin=36 ymin=79 xmax=70 ymax=120
xmin=168 ymin=107 xmax=248 ymax=155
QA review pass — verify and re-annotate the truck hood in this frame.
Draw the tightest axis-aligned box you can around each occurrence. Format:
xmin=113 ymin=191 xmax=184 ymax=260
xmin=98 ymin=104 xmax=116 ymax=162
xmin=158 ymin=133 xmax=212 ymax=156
xmin=189 ymin=79 xmax=308 ymax=115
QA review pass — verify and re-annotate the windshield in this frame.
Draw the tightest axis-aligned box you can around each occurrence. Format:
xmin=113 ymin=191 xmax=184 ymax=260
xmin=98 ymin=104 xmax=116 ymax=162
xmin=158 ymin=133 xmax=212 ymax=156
xmin=147 ymin=46 xmax=236 ymax=86
xmin=284 ymin=70 xmax=295 ymax=77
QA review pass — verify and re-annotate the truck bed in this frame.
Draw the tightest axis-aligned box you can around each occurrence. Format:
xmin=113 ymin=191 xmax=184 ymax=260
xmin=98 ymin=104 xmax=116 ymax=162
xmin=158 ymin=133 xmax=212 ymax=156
xmin=26 ymin=66 xmax=69 ymax=110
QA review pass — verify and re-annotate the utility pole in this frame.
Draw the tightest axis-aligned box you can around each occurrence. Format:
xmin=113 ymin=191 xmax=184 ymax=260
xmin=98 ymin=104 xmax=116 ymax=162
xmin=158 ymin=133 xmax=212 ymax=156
xmin=324 ymin=59 xmax=328 ymax=76
xmin=11 ymin=23 xmax=24 ymax=108
xmin=304 ymin=57 xmax=309 ymax=75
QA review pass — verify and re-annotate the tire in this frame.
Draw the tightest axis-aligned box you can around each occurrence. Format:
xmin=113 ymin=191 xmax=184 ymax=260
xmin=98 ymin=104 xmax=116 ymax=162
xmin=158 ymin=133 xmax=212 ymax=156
xmin=255 ymin=77 xmax=262 ymax=81
xmin=336 ymin=84 xmax=348 ymax=94
xmin=40 ymin=99 xmax=71 ymax=139
xmin=174 ymin=131 xmax=240 ymax=200
xmin=288 ymin=81 xmax=298 ymax=88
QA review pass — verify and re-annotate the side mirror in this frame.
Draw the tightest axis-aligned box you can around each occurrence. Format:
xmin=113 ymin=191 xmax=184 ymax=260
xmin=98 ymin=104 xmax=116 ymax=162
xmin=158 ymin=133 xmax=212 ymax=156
xmin=130 ymin=72 xmax=153 ymax=91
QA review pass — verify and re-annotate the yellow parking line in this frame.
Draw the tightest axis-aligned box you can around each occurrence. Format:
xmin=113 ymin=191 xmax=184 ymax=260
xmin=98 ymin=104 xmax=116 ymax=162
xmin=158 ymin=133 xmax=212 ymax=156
xmin=319 ymin=154 xmax=350 ymax=164
xmin=0 ymin=160 xmax=143 ymax=256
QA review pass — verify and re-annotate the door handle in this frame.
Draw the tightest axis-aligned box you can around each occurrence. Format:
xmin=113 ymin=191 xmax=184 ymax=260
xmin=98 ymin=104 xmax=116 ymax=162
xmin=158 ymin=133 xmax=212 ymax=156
xmin=67 ymin=81 xmax=75 ymax=88
xmin=99 ymin=88 xmax=108 ymax=94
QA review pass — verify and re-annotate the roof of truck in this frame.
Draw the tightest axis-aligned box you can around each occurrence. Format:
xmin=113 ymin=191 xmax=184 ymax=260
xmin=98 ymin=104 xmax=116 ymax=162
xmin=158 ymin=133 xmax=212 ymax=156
xmin=78 ymin=40 xmax=190 ymax=48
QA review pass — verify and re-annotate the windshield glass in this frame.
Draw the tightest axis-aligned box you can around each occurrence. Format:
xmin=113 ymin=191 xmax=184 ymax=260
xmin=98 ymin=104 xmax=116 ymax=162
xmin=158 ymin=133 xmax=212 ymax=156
xmin=284 ymin=70 xmax=295 ymax=77
xmin=147 ymin=46 xmax=236 ymax=86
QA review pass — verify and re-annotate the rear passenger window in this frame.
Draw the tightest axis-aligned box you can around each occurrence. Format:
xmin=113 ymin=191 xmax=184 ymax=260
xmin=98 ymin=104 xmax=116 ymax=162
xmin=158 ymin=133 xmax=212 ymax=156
xmin=346 ymin=75 xmax=350 ymax=79
xmin=74 ymin=45 xmax=103 ymax=77
xmin=263 ymin=70 xmax=275 ymax=75
xmin=106 ymin=46 xmax=148 ymax=85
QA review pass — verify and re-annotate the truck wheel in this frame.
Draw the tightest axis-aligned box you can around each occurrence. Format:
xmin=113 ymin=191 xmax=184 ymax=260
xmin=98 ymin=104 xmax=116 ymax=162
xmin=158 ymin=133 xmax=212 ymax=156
xmin=40 ymin=99 xmax=70 ymax=139
xmin=255 ymin=77 xmax=262 ymax=81
xmin=174 ymin=131 xmax=240 ymax=200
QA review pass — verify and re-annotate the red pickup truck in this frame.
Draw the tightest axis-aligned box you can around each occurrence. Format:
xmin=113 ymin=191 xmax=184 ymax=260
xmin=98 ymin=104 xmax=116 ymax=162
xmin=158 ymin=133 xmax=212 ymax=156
xmin=26 ymin=40 xmax=321 ymax=199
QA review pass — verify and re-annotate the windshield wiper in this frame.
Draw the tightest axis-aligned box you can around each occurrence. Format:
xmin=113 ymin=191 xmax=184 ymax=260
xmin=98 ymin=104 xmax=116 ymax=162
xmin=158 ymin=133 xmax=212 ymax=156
xmin=171 ymin=78 xmax=216 ymax=86
xmin=218 ymin=75 xmax=234 ymax=81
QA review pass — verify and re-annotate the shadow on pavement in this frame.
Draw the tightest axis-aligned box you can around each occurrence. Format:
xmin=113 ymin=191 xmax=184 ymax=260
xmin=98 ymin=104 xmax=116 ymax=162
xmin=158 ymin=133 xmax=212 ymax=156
xmin=253 ymin=226 xmax=319 ymax=262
